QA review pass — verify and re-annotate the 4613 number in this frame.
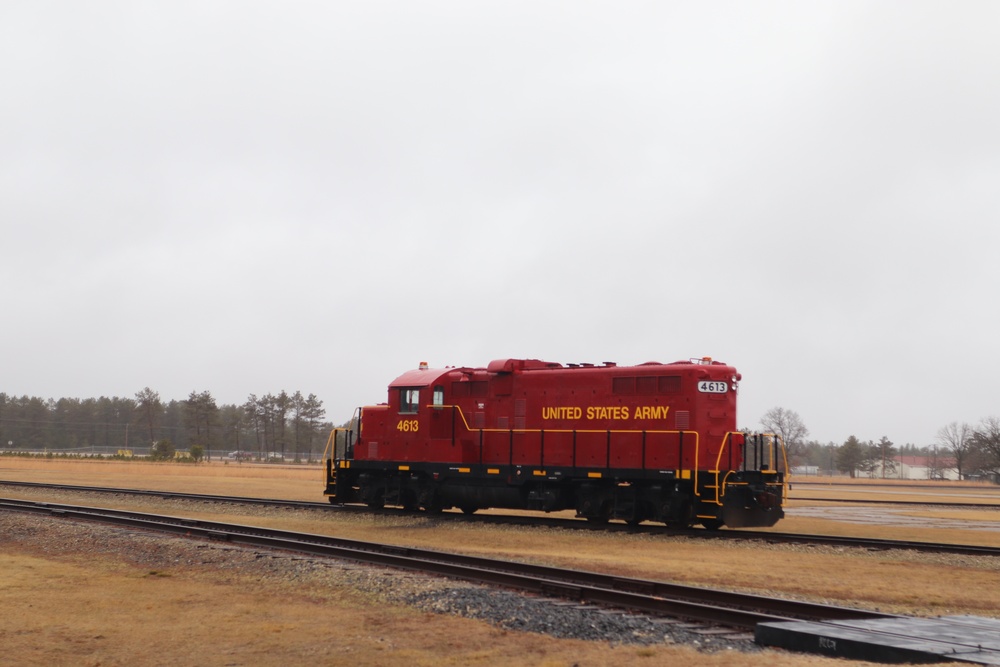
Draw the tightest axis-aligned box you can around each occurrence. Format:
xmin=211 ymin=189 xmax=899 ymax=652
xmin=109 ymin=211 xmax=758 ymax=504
xmin=397 ymin=419 xmax=419 ymax=432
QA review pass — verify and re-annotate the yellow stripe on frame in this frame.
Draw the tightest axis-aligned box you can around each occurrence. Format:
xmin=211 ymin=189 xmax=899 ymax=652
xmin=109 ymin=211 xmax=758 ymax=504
xmin=587 ymin=472 xmax=602 ymax=479
xmin=487 ymin=468 xmax=500 ymax=474
xmin=398 ymin=465 xmax=410 ymax=471
xmin=532 ymin=470 xmax=546 ymax=476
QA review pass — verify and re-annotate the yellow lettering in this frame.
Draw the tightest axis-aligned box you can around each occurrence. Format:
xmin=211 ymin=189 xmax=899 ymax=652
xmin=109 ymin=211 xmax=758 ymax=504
xmin=545 ymin=405 xmax=643 ymax=420
xmin=542 ymin=406 xmax=583 ymax=420
xmin=582 ymin=406 xmax=631 ymax=420
xmin=633 ymin=405 xmax=669 ymax=420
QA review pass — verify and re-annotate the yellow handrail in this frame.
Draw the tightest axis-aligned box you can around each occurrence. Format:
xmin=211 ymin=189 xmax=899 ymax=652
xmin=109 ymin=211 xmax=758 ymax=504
xmin=323 ymin=427 xmax=352 ymax=461
xmin=708 ymin=432 xmax=789 ymax=505
xmin=427 ymin=403 xmax=702 ymax=488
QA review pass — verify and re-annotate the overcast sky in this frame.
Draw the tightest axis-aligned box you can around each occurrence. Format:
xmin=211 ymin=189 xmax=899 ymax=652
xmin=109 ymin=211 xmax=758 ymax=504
xmin=3 ymin=2 xmax=998 ymax=447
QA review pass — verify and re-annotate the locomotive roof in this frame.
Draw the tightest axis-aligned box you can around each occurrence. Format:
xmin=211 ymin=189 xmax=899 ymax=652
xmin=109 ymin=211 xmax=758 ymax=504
xmin=389 ymin=359 xmax=563 ymax=387
xmin=388 ymin=357 xmax=732 ymax=388
xmin=388 ymin=366 xmax=460 ymax=388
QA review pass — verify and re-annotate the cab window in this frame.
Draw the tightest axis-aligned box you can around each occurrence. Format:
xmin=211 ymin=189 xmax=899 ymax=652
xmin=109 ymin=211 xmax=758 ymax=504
xmin=433 ymin=385 xmax=444 ymax=406
xmin=400 ymin=388 xmax=420 ymax=414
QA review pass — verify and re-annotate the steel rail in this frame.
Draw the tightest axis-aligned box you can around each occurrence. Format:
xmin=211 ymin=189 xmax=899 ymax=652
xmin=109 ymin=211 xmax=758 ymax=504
xmin=792 ymin=481 xmax=1000 ymax=491
xmin=790 ymin=496 xmax=1000 ymax=509
xmin=6 ymin=479 xmax=998 ymax=511
xmin=0 ymin=479 xmax=325 ymax=508
xmin=0 ymin=497 xmax=893 ymax=630
xmin=4 ymin=480 xmax=1000 ymax=557
xmin=706 ymin=529 xmax=1000 ymax=557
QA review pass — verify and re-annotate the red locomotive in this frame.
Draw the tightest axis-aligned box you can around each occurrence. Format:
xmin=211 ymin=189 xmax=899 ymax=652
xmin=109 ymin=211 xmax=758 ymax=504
xmin=324 ymin=357 xmax=786 ymax=529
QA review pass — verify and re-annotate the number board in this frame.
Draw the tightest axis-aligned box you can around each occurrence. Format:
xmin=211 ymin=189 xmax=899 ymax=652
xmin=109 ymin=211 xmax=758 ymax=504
xmin=697 ymin=380 xmax=728 ymax=394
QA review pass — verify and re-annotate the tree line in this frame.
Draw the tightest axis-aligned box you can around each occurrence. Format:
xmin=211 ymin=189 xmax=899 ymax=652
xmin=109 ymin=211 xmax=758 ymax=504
xmin=0 ymin=388 xmax=334 ymax=462
xmin=759 ymin=407 xmax=1000 ymax=481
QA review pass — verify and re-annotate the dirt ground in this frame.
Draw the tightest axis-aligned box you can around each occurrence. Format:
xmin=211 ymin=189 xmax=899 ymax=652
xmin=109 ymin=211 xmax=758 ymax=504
xmin=1 ymin=458 xmax=990 ymax=666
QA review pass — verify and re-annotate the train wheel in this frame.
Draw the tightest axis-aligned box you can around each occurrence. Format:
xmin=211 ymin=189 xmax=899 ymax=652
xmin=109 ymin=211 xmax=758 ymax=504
xmin=421 ymin=492 xmax=444 ymax=514
xmin=700 ymin=519 xmax=724 ymax=531
xmin=627 ymin=506 xmax=649 ymax=527
xmin=459 ymin=505 xmax=478 ymax=515
xmin=400 ymin=491 xmax=419 ymax=512
xmin=578 ymin=494 xmax=612 ymax=524
xmin=362 ymin=486 xmax=385 ymax=510
xmin=663 ymin=501 xmax=695 ymax=529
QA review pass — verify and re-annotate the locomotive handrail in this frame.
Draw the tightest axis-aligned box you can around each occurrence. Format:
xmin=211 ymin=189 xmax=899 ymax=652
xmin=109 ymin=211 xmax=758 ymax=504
xmin=429 ymin=404 xmax=701 ymax=484
xmin=707 ymin=432 xmax=739 ymax=507
xmin=714 ymin=470 xmax=735 ymax=506
xmin=710 ymin=432 xmax=738 ymax=479
xmin=348 ymin=402 xmax=785 ymax=509
xmin=323 ymin=427 xmax=356 ymax=463
xmin=430 ymin=404 xmax=700 ymax=437
xmin=710 ymin=432 xmax=788 ymax=475
xmin=322 ymin=429 xmax=337 ymax=462
xmin=708 ymin=432 xmax=789 ymax=506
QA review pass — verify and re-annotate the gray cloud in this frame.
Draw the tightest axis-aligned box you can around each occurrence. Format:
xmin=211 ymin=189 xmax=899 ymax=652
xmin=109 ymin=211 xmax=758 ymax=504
xmin=3 ymin=2 xmax=998 ymax=446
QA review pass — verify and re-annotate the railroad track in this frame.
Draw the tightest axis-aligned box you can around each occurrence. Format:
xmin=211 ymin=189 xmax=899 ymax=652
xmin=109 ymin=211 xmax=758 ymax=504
xmin=3 ymin=479 xmax=999 ymax=558
xmin=790 ymin=481 xmax=1000 ymax=509
xmin=0 ymin=479 xmax=327 ymax=509
xmin=0 ymin=496 xmax=894 ymax=630
xmin=793 ymin=481 xmax=999 ymax=491
xmin=789 ymin=496 xmax=1000 ymax=509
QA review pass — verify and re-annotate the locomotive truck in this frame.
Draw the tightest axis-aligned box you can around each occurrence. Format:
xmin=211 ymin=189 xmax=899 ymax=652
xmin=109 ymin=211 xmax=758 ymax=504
xmin=323 ymin=357 xmax=786 ymax=529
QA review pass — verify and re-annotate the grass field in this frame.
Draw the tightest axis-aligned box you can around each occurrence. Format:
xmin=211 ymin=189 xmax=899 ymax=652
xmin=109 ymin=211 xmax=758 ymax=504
xmin=1 ymin=458 xmax=992 ymax=666
xmin=789 ymin=476 xmax=1000 ymax=505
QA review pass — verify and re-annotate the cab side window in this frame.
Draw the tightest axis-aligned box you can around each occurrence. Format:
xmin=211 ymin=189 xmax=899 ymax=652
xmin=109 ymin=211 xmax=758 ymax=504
xmin=400 ymin=388 xmax=420 ymax=414
xmin=433 ymin=385 xmax=444 ymax=406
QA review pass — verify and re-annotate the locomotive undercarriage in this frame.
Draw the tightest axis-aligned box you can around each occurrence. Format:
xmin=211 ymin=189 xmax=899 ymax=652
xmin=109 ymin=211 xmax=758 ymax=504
xmin=328 ymin=463 xmax=783 ymax=529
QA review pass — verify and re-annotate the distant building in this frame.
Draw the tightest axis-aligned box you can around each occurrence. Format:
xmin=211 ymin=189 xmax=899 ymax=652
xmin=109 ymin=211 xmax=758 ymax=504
xmin=874 ymin=455 xmax=960 ymax=481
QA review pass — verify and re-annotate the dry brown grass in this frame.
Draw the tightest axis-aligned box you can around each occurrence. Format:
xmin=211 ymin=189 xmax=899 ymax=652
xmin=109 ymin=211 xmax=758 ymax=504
xmin=763 ymin=504 xmax=1000 ymax=548
xmin=790 ymin=476 xmax=1000 ymax=505
xmin=796 ymin=475 xmax=997 ymax=486
xmin=894 ymin=509 xmax=1000 ymax=522
xmin=0 ymin=458 xmax=992 ymax=666
xmin=0 ymin=545 xmax=925 ymax=667
xmin=4 ymin=549 xmax=723 ymax=667
xmin=0 ymin=457 xmax=323 ymax=500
